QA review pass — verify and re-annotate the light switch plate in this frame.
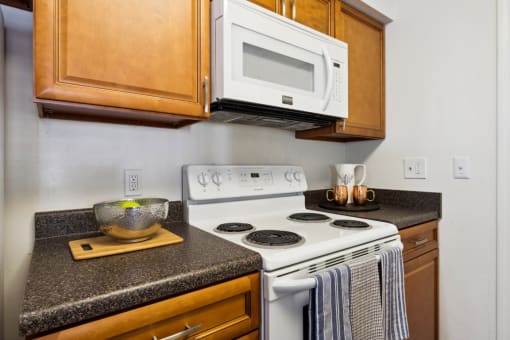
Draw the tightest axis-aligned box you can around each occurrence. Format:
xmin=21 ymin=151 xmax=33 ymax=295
xmin=453 ymin=156 xmax=471 ymax=179
xmin=404 ymin=157 xmax=427 ymax=179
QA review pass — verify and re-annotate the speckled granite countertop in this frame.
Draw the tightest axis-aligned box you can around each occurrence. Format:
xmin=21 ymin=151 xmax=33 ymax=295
xmin=305 ymin=188 xmax=442 ymax=229
xmin=19 ymin=203 xmax=262 ymax=337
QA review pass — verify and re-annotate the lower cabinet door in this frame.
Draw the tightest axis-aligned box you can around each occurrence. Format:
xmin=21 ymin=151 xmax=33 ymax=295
xmin=404 ymin=249 xmax=439 ymax=340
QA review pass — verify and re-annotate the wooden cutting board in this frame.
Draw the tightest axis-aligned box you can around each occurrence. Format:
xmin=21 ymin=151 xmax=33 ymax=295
xmin=69 ymin=228 xmax=184 ymax=260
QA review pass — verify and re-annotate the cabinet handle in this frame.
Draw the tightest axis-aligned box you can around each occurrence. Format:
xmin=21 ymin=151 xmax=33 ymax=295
xmin=282 ymin=0 xmax=286 ymax=17
xmin=152 ymin=324 xmax=202 ymax=340
xmin=413 ymin=238 xmax=429 ymax=246
xmin=291 ymin=0 xmax=296 ymax=20
xmin=342 ymin=118 xmax=346 ymax=130
xmin=204 ymin=76 xmax=209 ymax=113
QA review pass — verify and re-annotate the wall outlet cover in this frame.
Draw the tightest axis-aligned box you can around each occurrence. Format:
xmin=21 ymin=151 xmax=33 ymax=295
xmin=124 ymin=169 xmax=142 ymax=196
xmin=404 ymin=157 xmax=427 ymax=179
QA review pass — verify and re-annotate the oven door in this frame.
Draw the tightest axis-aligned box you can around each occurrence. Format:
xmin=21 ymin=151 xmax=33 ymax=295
xmin=261 ymin=236 xmax=403 ymax=340
xmin=214 ymin=0 xmax=348 ymax=118
xmin=263 ymin=288 xmax=311 ymax=340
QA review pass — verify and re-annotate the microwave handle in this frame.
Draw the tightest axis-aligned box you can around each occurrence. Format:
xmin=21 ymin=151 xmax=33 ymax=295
xmin=321 ymin=47 xmax=333 ymax=111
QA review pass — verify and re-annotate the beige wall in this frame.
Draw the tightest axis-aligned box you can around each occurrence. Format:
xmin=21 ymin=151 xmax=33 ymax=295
xmin=347 ymin=0 xmax=497 ymax=339
xmin=1 ymin=8 xmax=347 ymax=339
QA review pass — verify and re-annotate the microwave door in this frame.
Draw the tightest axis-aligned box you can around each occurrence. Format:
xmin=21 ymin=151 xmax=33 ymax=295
xmin=225 ymin=23 xmax=327 ymax=114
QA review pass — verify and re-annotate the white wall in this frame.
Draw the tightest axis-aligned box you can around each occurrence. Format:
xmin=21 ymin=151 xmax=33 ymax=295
xmin=1 ymin=9 xmax=347 ymax=339
xmin=347 ymin=0 xmax=497 ymax=339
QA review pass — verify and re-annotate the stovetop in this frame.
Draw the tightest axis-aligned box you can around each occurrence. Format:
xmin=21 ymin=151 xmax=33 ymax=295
xmin=183 ymin=165 xmax=399 ymax=272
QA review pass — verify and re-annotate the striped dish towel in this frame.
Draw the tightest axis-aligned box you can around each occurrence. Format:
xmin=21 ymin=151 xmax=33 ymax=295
xmin=309 ymin=264 xmax=352 ymax=340
xmin=349 ymin=257 xmax=384 ymax=340
xmin=380 ymin=248 xmax=410 ymax=340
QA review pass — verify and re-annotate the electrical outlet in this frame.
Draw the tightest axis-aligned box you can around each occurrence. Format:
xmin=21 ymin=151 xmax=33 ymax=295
xmin=124 ymin=169 xmax=142 ymax=196
xmin=404 ymin=157 xmax=427 ymax=179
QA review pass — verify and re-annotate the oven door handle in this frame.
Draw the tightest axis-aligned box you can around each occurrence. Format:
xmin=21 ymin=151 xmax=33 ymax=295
xmin=273 ymin=278 xmax=317 ymax=294
xmin=271 ymin=252 xmax=395 ymax=295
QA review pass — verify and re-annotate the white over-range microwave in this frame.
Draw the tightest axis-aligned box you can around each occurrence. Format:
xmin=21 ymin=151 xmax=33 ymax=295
xmin=210 ymin=0 xmax=348 ymax=131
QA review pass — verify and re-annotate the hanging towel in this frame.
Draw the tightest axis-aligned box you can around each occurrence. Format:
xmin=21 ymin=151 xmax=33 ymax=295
xmin=349 ymin=257 xmax=384 ymax=340
xmin=308 ymin=264 xmax=353 ymax=340
xmin=380 ymin=247 xmax=410 ymax=340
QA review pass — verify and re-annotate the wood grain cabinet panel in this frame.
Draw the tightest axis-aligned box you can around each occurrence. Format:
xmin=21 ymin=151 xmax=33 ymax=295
xmin=34 ymin=0 xmax=210 ymax=128
xmin=248 ymin=0 xmax=279 ymax=12
xmin=400 ymin=221 xmax=439 ymax=340
xmin=295 ymin=1 xmax=385 ymax=142
xmin=34 ymin=273 xmax=260 ymax=340
xmin=249 ymin=0 xmax=332 ymax=35
xmin=291 ymin=0 xmax=333 ymax=35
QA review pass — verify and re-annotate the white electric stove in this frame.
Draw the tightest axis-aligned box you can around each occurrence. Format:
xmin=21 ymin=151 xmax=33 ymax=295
xmin=183 ymin=165 xmax=401 ymax=340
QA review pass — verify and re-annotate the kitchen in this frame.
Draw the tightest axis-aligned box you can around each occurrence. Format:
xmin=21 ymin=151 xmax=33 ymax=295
xmin=0 ymin=0 xmax=501 ymax=339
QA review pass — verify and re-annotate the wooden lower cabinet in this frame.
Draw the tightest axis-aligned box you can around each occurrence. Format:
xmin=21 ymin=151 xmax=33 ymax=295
xmin=400 ymin=221 xmax=439 ymax=340
xmin=34 ymin=272 xmax=260 ymax=340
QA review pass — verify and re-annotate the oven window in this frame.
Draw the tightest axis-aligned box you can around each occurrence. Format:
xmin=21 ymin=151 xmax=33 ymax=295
xmin=242 ymin=43 xmax=315 ymax=92
xmin=303 ymin=305 xmax=310 ymax=340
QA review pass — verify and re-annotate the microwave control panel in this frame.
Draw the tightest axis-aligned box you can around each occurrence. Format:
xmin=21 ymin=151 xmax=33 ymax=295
xmin=332 ymin=61 xmax=344 ymax=103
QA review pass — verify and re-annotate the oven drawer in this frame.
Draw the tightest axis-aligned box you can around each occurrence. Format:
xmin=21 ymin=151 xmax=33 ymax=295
xmin=399 ymin=220 xmax=438 ymax=261
xmin=34 ymin=272 xmax=260 ymax=340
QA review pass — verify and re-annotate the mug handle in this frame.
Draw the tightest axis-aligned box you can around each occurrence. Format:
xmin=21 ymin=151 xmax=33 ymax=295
xmin=355 ymin=164 xmax=367 ymax=185
xmin=367 ymin=189 xmax=376 ymax=202
xmin=326 ymin=190 xmax=335 ymax=202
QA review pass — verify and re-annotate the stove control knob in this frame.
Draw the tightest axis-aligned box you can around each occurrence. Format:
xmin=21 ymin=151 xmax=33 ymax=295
xmin=284 ymin=171 xmax=293 ymax=182
xmin=197 ymin=172 xmax=210 ymax=187
xmin=293 ymin=171 xmax=302 ymax=182
xmin=212 ymin=172 xmax=223 ymax=186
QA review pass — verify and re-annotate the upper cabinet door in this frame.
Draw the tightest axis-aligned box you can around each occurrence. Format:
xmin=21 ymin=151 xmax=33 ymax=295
xmin=335 ymin=1 xmax=385 ymax=138
xmin=34 ymin=0 xmax=210 ymax=126
xmin=290 ymin=0 xmax=333 ymax=35
xmin=248 ymin=0 xmax=280 ymax=12
xmin=249 ymin=0 xmax=332 ymax=35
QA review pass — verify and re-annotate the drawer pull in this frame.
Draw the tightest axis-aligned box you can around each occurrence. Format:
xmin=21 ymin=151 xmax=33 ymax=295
xmin=153 ymin=324 xmax=202 ymax=340
xmin=413 ymin=238 xmax=429 ymax=246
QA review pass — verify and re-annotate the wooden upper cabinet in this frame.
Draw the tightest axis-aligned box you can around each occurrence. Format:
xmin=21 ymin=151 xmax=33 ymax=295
xmin=289 ymin=0 xmax=333 ymax=35
xmin=248 ymin=0 xmax=280 ymax=13
xmin=34 ymin=0 xmax=210 ymax=128
xmin=0 ymin=0 xmax=32 ymax=11
xmin=249 ymin=0 xmax=332 ymax=35
xmin=296 ymin=1 xmax=385 ymax=142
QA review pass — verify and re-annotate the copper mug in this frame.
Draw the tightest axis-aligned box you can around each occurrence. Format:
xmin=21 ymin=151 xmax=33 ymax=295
xmin=353 ymin=185 xmax=375 ymax=205
xmin=326 ymin=185 xmax=348 ymax=206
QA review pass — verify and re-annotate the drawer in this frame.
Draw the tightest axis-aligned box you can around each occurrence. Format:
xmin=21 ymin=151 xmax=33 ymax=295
xmin=399 ymin=220 xmax=438 ymax=261
xmin=35 ymin=272 xmax=260 ymax=340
